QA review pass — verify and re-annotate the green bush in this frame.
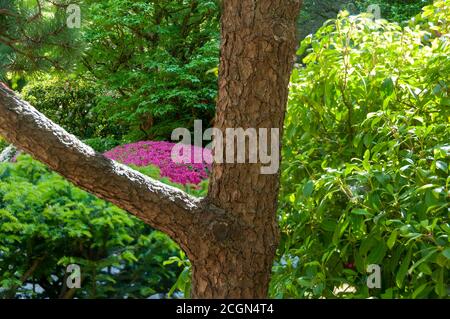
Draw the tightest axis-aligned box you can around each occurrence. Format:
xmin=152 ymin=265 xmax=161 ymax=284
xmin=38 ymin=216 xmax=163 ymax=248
xmin=295 ymin=0 xmax=431 ymax=41
xmin=272 ymin=1 xmax=449 ymax=299
xmin=0 ymin=155 xmax=193 ymax=299
xmin=20 ymin=74 xmax=118 ymax=140
xmin=355 ymin=0 xmax=433 ymax=23
xmin=83 ymin=137 xmax=121 ymax=153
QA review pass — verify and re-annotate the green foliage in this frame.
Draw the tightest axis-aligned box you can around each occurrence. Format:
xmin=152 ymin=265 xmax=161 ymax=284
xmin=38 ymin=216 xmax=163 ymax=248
xmin=411 ymin=0 xmax=450 ymax=35
xmin=2 ymin=0 xmax=449 ymax=301
xmin=3 ymin=0 xmax=220 ymax=142
xmin=0 ymin=155 xmax=209 ymax=299
xmin=79 ymin=0 xmax=220 ymax=141
xmin=296 ymin=0 xmax=431 ymax=41
xmin=163 ymin=250 xmax=191 ymax=298
xmin=132 ymin=164 xmax=209 ymax=198
xmin=272 ymin=2 xmax=449 ymax=299
xmin=0 ymin=0 xmax=82 ymax=75
xmin=83 ymin=137 xmax=121 ymax=153
xmin=355 ymin=0 xmax=433 ymax=23
xmin=21 ymin=74 xmax=117 ymax=139
xmin=0 ymin=136 xmax=7 ymax=153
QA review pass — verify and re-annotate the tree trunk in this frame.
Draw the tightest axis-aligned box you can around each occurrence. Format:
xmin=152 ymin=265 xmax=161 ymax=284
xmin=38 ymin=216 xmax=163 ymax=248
xmin=0 ymin=0 xmax=302 ymax=299
xmin=191 ymin=0 xmax=301 ymax=298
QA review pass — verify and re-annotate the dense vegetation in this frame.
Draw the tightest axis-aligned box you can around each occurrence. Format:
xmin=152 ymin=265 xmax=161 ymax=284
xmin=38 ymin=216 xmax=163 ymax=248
xmin=296 ymin=0 xmax=433 ymax=40
xmin=0 ymin=0 xmax=448 ymax=298
xmin=0 ymin=155 xmax=178 ymax=298
xmin=78 ymin=0 xmax=219 ymax=141
xmin=0 ymin=154 xmax=207 ymax=298
xmin=273 ymin=2 xmax=449 ymax=298
xmin=1 ymin=0 xmax=219 ymax=141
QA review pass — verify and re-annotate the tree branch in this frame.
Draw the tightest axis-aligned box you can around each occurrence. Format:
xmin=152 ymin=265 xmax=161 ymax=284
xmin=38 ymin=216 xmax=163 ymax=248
xmin=0 ymin=85 xmax=201 ymax=243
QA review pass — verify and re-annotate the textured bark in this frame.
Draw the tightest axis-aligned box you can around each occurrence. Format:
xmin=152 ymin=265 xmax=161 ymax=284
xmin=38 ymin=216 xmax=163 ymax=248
xmin=192 ymin=0 xmax=302 ymax=298
xmin=0 ymin=0 xmax=302 ymax=299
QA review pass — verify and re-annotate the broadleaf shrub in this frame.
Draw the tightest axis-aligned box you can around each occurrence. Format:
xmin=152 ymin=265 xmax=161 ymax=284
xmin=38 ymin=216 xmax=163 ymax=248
xmin=355 ymin=0 xmax=433 ymax=23
xmin=271 ymin=1 xmax=449 ymax=299
xmin=21 ymin=74 xmax=116 ymax=139
xmin=84 ymin=137 xmax=121 ymax=153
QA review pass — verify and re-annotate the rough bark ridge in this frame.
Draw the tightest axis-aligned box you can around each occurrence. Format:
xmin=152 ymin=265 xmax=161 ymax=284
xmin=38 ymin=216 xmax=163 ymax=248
xmin=0 ymin=0 xmax=301 ymax=299
xmin=196 ymin=0 xmax=302 ymax=298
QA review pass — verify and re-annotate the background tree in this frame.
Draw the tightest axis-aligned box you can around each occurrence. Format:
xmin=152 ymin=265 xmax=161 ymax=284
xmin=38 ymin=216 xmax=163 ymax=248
xmin=78 ymin=0 xmax=220 ymax=141
xmin=0 ymin=0 xmax=220 ymax=141
xmin=273 ymin=5 xmax=449 ymax=298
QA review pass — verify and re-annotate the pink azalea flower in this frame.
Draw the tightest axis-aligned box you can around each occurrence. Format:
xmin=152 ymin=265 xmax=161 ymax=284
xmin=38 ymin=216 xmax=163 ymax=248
xmin=104 ymin=141 xmax=211 ymax=185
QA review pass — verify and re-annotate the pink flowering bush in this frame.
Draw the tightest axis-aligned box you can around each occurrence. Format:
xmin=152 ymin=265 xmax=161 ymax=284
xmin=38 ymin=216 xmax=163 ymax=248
xmin=104 ymin=141 xmax=211 ymax=186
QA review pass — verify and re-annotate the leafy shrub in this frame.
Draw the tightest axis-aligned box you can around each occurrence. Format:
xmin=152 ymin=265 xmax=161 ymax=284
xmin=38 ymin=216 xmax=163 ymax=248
xmin=21 ymin=74 xmax=117 ymax=140
xmin=355 ymin=0 xmax=433 ymax=23
xmin=105 ymin=141 xmax=211 ymax=186
xmin=0 ymin=155 xmax=209 ymax=299
xmin=272 ymin=2 xmax=449 ymax=299
xmin=411 ymin=0 xmax=450 ymax=35
xmin=84 ymin=137 xmax=121 ymax=153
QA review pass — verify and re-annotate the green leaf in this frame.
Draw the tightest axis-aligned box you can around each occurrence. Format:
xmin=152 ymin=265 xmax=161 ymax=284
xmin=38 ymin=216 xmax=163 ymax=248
xmin=441 ymin=97 xmax=450 ymax=106
xmin=408 ymin=248 xmax=438 ymax=274
xmin=435 ymin=269 xmax=446 ymax=297
xmin=387 ymin=230 xmax=398 ymax=250
xmin=351 ymin=208 xmax=372 ymax=216
xmin=412 ymin=283 xmax=428 ymax=299
xmin=303 ymin=180 xmax=315 ymax=197
xmin=121 ymin=251 xmax=138 ymax=263
xmin=396 ymin=248 xmax=412 ymax=288
xmin=435 ymin=160 xmax=448 ymax=173
xmin=416 ymin=184 xmax=437 ymax=192
xmin=381 ymin=77 xmax=394 ymax=96
xmin=297 ymin=277 xmax=313 ymax=287
xmin=368 ymin=242 xmax=387 ymax=264
xmin=363 ymin=149 xmax=371 ymax=171
xmin=442 ymin=248 xmax=450 ymax=260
